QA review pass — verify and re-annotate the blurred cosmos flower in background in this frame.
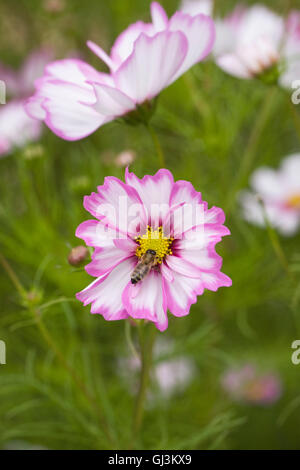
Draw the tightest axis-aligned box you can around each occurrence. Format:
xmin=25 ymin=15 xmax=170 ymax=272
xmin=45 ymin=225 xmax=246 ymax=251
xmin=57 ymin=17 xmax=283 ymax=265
xmin=212 ymin=4 xmax=300 ymax=88
xmin=240 ymin=154 xmax=300 ymax=236
xmin=115 ymin=149 xmax=136 ymax=168
xmin=180 ymin=0 xmax=213 ymax=17
xmin=0 ymin=50 xmax=51 ymax=157
xmin=76 ymin=169 xmax=231 ymax=331
xmin=221 ymin=364 xmax=282 ymax=405
xmin=25 ymin=2 xmax=215 ymax=141
xmin=120 ymin=339 xmax=195 ymax=397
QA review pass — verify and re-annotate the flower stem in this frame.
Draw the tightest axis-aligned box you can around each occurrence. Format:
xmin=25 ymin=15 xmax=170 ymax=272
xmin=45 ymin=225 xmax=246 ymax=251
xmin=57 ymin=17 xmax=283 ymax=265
xmin=146 ymin=122 xmax=166 ymax=168
xmin=131 ymin=321 xmax=156 ymax=447
xmin=225 ymin=86 xmax=277 ymax=214
xmin=0 ymin=252 xmax=115 ymax=447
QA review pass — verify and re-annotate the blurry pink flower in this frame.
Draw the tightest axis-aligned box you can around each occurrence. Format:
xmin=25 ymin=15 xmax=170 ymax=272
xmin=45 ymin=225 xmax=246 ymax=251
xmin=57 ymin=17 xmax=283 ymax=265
xmin=119 ymin=338 xmax=195 ymax=396
xmin=115 ymin=150 xmax=136 ymax=167
xmin=180 ymin=0 xmax=213 ymax=17
xmin=0 ymin=101 xmax=41 ymax=156
xmin=76 ymin=169 xmax=231 ymax=331
xmin=155 ymin=357 xmax=195 ymax=396
xmin=281 ymin=10 xmax=300 ymax=88
xmin=0 ymin=50 xmax=51 ymax=157
xmin=221 ymin=364 xmax=282 ymax=405
xmin=213 ymin=4 xmax=300 ymax=87
xmin=240 ymin=154 xmax=300 ymax=236
xmin=25 ymin=2 xmax=215 ymax=141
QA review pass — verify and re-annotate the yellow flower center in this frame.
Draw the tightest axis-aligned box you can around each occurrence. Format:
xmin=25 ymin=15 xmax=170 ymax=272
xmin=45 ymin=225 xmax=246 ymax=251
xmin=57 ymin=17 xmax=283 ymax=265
xmin=135 ymin=226 xmax=173 ymax=264
xmin=287 ymin=194 xmax=300 ymax=209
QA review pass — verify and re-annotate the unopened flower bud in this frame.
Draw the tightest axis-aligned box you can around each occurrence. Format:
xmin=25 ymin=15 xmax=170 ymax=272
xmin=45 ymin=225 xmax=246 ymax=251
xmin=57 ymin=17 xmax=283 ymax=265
xmin=115 ymin=150 xmax=136 ymax=167
xmin=68 ymin=245 xmax=89 ymax=266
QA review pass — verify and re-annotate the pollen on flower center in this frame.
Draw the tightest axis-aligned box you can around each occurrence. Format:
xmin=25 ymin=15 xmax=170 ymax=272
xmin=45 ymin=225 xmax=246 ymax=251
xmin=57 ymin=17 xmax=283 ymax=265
xmin=135 ymin=226 xmax=173 ymax=263
xmin=286 ymin=193 xmax=300 ymax=209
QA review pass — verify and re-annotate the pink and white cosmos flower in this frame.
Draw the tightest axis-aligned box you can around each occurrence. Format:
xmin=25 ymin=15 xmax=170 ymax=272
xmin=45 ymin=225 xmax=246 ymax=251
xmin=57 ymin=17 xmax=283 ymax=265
xmin=25 ymin=2 xmax=215 ymax=141
xmin=221 ymin=364 xmax=282 ymax=405
xmin=76 ymin=169 xmax=231 ymax=331
xmin=240 ymin=154 xmax=300 ymax=236
xmin=213 ymin=4 xmax=300 ymax=88
xmin=0 ymin=50 xmax=51 ymax=157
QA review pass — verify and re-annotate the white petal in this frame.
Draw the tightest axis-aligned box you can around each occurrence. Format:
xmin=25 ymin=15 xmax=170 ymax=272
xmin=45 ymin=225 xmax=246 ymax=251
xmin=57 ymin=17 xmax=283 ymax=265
xmin=168 ymin=11 xmax=215 ymax=82
xmin=77 ymin=258 xmax=135 ymax=320
xmin=40 ymin=80 xmax=107 ymax=140
xmin=114 ymin=31 xmax=188 ymax=103
xmin=122 ymin=270 xmax=168 ymax=331
xmin=91 ymin=83 xmax=135 ymax=117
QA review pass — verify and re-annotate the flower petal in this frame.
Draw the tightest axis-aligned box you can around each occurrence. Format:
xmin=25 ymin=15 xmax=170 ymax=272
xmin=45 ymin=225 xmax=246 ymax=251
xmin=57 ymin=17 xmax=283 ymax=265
xmin=216 ymin=53 xmax=251 ymax=79
xmin=150 ymin=2 xmax=168 ymax=31
xmin=168 ymin=11 xmax=215 ymax=82
xmin=122 ymin=270 xmax=168 ymax=331
xmin=200 ymin=271 xmax=232 ymax=291
xmin=86 ymin=246 xmax=133 ymax=276
xmin=125 ymin=168 xmax=174 ymax=226
xmin=76 ymin=258 xmax=135 ymax=320
xmin=110 ymin=21 xmax=155 ymax=66
xmin=163 ymin=269 xmax=204 ymax=317
xmin=84 ymin=176 xmax=146 ymax=237
xmin=170 ymin=242 xmax=223 ymax=274
xmin=114 ymin=31 xmax=188 ymax=103
xmin=76 ymin=220 xmax=120 ymax=247
xmin=40 ymin=80 xmax=106 ymax=140
xmin=91 ymin=83 xmax=135 ymax=117
xmin=0 ymin=100 xmax=42 ymax=156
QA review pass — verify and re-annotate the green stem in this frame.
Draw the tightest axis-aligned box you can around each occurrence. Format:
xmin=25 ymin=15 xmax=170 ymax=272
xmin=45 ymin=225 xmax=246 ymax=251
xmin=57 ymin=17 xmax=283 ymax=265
xmin=146 ymin=123 xmax=166 ymax=167
xmin=0 ymin=252 xmax=115 ymax=446
xmin=225 ymin=86 xmax=277 ymax=214
xmin=131 ymin=321 xmax=156 ymax=447
xmin=125 ymin=319 xmax=140 ymax=361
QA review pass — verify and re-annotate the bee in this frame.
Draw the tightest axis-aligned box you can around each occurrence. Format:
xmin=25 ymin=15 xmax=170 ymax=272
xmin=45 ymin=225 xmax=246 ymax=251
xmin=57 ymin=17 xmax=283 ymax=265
xmin=131 ymin=249 xmax=157 ymax=284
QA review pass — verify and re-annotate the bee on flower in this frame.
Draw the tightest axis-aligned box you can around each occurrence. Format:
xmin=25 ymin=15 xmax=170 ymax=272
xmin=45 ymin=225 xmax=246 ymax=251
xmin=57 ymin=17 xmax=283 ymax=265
xmin=76 ymin=169 xmax=231 ymax=331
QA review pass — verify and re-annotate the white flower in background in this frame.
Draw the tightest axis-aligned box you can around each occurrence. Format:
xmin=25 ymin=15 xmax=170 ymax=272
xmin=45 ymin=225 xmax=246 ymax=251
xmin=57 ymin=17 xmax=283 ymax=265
xmin=0 ymin=50 xmax=51 ymax=157
xmin=281 ymin=10 xmax=300 ymax=89
xmin=180 ymin=0 xmax=213 ymax=17
xmin=240 ymin=154 xmax=300 ymax=236
xmin=119 ymin=338 xmax=195 ymax=397
xmin=182 ymin=3 xmax=300 ymax=88
xmin=154 ymin=356 xmax=195 ymax=397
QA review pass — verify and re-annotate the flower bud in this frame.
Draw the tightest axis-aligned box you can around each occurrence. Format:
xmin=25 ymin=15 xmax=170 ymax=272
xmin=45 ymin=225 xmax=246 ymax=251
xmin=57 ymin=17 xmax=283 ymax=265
xmin=68 ymin=246 xmax=89 ymax=266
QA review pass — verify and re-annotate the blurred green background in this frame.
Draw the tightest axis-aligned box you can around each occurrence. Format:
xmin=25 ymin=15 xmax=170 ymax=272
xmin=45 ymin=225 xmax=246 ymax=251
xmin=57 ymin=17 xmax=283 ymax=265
xmin=0 ymin=0 xmax=300 ymax=450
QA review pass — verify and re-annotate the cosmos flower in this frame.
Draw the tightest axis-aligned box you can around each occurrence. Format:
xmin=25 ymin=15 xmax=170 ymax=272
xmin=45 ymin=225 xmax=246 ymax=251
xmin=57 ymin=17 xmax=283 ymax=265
xmin=221 ymin=364 xmax=282 ymax=405
xmin=180 ymin=0 xmax=213 ymax=17
xmin=76 ymin=169 xmax=231 ymax=331
xmin=25 ymin=2 xmax=215 ymax=141
xmin=240 ymin=154 xmax=300 ymax=236
xmin=0 ymin=50 xmax=50 ymax=157
xmin=119 ymin=338 xmax=195 ymax=397
xmin=213 ymin=4 xmax=300 ymax=88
